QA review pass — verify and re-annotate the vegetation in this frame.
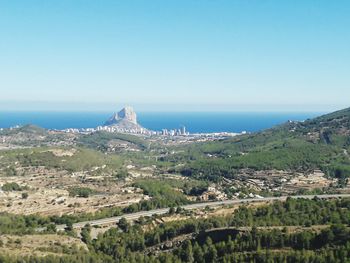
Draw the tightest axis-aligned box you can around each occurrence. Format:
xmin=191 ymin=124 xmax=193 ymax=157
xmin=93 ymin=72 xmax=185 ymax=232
xmin=78 ymin=131 xmax=150 ymax=151
xmin=0 ymin=213 xmax=50 ymax=235
xmin=0 ymin=124 xmax=47 ymax=136
xmin=49 ymin=180 xmax=194 ymax=225
xmin=1 ymin=109 xmax=350 ymax=261
xmin=166 ymin=108 xmax=350 ymax=182
xmin=0 ymin=124 xmax=71 ymax=147
xmin=0 ymin=146 xmax=123 ymax=175
xmin=1 ymin=182 xmax=27 ymax=191
xmin=68 ymin=187 xmax=96 ymax=198
xmin=132 ymin=178 xmax=207 ymax=207
xmin=170 ymin=225 xmax=350 ymax=263
xmin=1 ymin=197 xmax=349 ymax=262
xmin=72 ymin=197 xmax=350 ymax=262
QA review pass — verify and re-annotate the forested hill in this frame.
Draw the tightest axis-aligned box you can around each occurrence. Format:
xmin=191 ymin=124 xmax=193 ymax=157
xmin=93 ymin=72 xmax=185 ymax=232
xmin=173 ymin=107 xmax=350 ymax=182
xmin=225 ymin=106 xmax=350 ymax=150
xmin=309 ymin=107 xmax=350 ymax=127
xmin=287 ymin=106 xmax=350 ymax=145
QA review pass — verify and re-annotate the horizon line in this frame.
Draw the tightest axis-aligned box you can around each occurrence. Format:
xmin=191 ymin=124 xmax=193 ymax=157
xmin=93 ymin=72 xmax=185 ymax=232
xmin=0 ymin=100 xmax=346 ymax=113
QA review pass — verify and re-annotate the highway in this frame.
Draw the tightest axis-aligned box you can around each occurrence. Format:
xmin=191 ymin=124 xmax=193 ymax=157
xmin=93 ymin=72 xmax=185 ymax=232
xmin=56 ymin=194 xmax=350 ymax=231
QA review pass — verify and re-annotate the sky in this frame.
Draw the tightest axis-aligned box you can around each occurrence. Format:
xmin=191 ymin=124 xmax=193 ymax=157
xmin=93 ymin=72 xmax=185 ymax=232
xmin=0 ymin=0 xmax=349 ymax=112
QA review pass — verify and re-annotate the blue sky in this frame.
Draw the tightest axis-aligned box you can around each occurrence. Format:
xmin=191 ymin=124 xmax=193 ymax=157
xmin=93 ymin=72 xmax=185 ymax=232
xmin=0 ymin=0 xmax=349 ymax=112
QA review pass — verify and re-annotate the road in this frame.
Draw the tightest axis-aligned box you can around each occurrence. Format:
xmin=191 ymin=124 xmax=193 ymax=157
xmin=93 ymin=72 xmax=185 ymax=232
xmin=56 ymin=194 xmax=350 ymax=231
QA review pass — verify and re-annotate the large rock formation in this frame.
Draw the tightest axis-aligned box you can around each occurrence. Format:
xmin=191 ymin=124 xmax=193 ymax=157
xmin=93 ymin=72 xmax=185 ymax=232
xmin=104 ymin=106 xmax=146 ymax=132
xmin=105 ymin=106 xmax=137 ymax=125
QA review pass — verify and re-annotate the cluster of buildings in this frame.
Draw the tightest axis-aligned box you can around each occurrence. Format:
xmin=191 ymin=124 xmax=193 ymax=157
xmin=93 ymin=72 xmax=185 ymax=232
xmin=62 ymin=125 xmax=246 ymax=141
xmin=63 ymin=125 xmax=191 ymax=137
xmin=199 ymin=186 xmax=227 ymax=201
xmin=96 ymin=125 xmax=151 ymax=135
xmin=0 ymin=125 xmax=20 ymax=131
xmin=161 ymin=126 xmax=189 ymax=136
xmin=62 ymin=108 xmax=193 ymax=137
xmin=63 ymin=128 xmax=96 ymax=134
xmin=63 ymin=126 xmax=153 ymax=135
xmin=4 ymin=108 xmax=244 ymax=140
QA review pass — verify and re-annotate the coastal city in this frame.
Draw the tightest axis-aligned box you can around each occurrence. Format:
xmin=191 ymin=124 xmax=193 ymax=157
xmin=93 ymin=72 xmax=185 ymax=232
xmin=61 ymin=107 xmax=246 ymax=140
xmin=1 ymin=1 xmax=350 ymax=262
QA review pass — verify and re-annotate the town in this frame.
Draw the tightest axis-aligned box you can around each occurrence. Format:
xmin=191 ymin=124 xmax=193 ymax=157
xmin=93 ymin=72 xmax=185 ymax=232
xmin=61 ymin=107 xmax=246 ymax=142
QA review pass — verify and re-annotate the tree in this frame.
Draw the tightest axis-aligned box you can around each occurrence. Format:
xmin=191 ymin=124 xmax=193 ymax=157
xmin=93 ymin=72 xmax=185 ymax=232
xmin=68 ymin=187 xmax=94 ymax=198
xmin=65 ymin=221 xmax=74 ymax=232
xmin=204 ymin=237 xmax=218 ymax=263
xmin=169 ymin=206 xmax=176 ymax=215
xmin=81 ymin=224 xmax=92 ymax=245
xmin=181 ymin=240 xmax=194 ymax=263
xmin=193 ymin=242 xmax=205 ymax=263
xmin=46 ymin=224 xmax=57 ymax=233
xmin=118 ymin=217 xmax=129 ymax=232
xmin=2 ymin=182 xmax=22 ymax=191
xmin=65 ymin=221 xmax=76 ymax=237
xmin=153 ymin=232 xmax=161 ymax=245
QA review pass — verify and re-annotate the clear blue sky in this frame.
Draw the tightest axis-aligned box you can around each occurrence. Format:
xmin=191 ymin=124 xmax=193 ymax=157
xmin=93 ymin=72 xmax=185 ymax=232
xmin=0 ymin=0 xmax=349 ymax=112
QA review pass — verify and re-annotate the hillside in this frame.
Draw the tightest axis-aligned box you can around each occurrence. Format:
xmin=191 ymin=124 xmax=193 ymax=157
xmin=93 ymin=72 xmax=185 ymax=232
xmin=0 ymin=124 xmax=77 ymax=147
xmin=78 ymin=131 xmax=150 ymax=152
xmin=170 ymin=107 xmax=350 ymax=183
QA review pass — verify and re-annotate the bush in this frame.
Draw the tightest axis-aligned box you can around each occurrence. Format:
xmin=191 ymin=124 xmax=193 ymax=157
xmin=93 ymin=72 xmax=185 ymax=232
xmin=2 ymin=182 xmax=23 ymax=191
xmin=68 ymin=187 xmax=95 ymax=198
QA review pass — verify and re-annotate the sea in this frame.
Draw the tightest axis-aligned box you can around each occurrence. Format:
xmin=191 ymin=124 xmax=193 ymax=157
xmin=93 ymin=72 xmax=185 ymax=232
xmin=0 ymin=112 xmax=323 ymax=133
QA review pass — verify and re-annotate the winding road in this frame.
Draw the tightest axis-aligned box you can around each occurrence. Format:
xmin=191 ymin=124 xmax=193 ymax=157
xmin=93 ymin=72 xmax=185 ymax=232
xmin=56 ymin=194 xmax=350 ymax=231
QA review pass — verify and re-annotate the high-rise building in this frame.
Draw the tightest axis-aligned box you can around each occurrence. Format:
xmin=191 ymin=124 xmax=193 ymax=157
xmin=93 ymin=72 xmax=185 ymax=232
xmin=180 ymin=126 xmax=186 ymax=135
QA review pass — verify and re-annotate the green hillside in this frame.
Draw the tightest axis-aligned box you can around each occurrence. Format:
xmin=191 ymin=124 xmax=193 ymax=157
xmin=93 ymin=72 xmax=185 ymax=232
xmin=0 ymin=124 xmax=48 ymax=136
xmin=0 ymin=146 xmax=123 ymax=175
xmin=170 ymin=107 xmax=350 ymax=182
xmin=78 ymin=131 xmax=150 ymax=151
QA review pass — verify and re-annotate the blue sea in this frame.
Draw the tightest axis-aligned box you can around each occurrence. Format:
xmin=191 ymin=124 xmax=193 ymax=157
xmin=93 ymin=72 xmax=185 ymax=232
xmin=0 ymin=112 xmax=322 ymax=133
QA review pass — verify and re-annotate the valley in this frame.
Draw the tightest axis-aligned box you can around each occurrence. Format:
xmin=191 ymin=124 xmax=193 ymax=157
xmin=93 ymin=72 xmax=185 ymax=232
xmin=0 ymin=107 xmax=350 ymax=262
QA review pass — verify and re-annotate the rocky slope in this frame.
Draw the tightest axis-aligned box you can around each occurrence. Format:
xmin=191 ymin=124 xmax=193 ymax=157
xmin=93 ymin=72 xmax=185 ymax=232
xmin=104 ymin=106 xmax=146 ymax=131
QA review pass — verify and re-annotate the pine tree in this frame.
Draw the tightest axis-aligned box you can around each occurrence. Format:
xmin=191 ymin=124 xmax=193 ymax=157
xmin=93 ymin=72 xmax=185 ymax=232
xmin=193 ymin=242 xmax=205 ymax=263
xmin=205 ymin=237 xmax=218 ymax=263
xmin=181 ymin=240 xmax=194 ymax=263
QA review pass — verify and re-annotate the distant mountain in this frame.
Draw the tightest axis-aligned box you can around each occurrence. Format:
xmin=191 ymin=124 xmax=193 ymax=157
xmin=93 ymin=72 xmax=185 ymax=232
xmin=104 ymin=106 xmax=146 ymax=131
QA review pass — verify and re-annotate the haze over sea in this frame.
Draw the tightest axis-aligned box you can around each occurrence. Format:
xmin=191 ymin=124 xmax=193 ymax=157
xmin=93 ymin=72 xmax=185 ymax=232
xmin=0 ymin=112 xmax=322 ymax=133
